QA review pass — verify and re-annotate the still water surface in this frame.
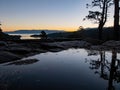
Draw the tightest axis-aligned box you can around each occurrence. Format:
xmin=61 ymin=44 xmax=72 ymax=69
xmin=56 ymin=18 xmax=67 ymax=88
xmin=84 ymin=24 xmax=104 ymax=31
xmin=9 ymin=34 xmax=40 ymax=39
xmin=0 ymin=49 xmax=120 ymax=90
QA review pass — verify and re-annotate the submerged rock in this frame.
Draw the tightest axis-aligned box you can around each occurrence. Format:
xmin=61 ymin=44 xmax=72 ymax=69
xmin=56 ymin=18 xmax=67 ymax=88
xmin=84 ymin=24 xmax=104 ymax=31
xmin=7 ymin=59 xmax=39 ymax=65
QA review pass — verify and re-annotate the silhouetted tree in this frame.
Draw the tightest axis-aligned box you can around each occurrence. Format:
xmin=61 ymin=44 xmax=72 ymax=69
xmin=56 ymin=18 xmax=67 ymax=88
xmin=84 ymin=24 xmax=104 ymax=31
xmin=0 ymin=27 xmax=2 ymax=32
xmin=114 ymin=0 xmax=119 ymax=40
xmin=0 ymin=22 xmax=2 ymax=32
xmin=40 ymin=31 xmax=47 ymax=39
xmin=77 ymin=26 xmax=84 ymax=31
xmin=85 ymin=0 xmax=112 ymax=40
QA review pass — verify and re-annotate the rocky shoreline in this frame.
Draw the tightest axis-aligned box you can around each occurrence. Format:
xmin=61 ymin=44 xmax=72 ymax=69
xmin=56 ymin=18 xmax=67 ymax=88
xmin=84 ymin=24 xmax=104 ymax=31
xmin=0 ymin=39 xmax=120 ymax=64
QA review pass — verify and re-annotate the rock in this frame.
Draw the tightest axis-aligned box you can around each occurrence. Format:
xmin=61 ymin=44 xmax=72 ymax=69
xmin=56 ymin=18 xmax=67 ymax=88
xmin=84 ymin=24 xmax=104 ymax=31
xmin=9 ymin=35 xmax=21 ymax=40
xmin=43 ymin=40 xmax=91 ymax=49
xmin=0 ymin=84 xmax=8 ymax=90
xmin=83 ymin=38 xmax=103 ymax=45
xmin=48 ymin=48 xmax=62 ymax=52
xmin=89 ymin=40 xmax=120 ymax=51
xmin=8 ymin=43 xmax=25 ymax=47
xmin=102 ymin=40 xmax=120 ymax=47
xmin=90 ymin=45 xmax=109 ymax=50
xmin=7 ymin=59 xmax=39 ymax=65
xmin=90 ymin=45 xmax=102 ymax=50
xmin=0 ymin=51 xmax=21 ymax=63
xmin=32 ymin=49 xmax=47 ymax=53
xmin=0 ymin=41 xmax=8 ymax=46
xmin=8 ymin=47 xmax=31 ymax=54
xmin=0 ymin=30 xmax=20 ymax=40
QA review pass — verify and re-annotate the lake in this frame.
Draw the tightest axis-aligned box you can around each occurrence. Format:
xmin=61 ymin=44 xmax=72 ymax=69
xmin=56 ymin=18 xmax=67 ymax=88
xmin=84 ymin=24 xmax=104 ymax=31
xmin=9 ymin=34 xmax=41 ymax=39
xmin=0 ymin=48 xmax=120 ymax=90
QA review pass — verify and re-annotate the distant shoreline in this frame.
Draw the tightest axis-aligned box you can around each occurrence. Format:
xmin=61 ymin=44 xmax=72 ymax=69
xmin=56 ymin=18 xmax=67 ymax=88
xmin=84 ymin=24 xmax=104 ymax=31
xmin=8 ymin=33 xmax=41 ymax=40
xmin=4 ymin=29 xmax=65 ymax=34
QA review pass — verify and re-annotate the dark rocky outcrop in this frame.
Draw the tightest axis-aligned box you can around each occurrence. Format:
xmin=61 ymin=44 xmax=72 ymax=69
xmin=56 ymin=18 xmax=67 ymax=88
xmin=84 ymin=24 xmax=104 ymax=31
xmin=0 ymin=28 xmax=21 ymax=40
xmin=0 ymin=51 xmax=21 ymax=63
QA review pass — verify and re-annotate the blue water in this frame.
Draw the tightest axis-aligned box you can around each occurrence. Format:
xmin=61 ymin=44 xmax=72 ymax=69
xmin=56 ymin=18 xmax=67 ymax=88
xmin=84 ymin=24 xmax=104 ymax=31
xmin=9 ymin=33 xmax=40 ymax=39
xmin=0 ymin=49 xmax=120 ymax=90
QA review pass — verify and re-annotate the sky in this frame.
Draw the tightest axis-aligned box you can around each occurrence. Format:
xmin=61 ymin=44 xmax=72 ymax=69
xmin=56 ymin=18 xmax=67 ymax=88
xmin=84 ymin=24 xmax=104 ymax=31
xmin=0 ymin=0 xmax=114 ymax=31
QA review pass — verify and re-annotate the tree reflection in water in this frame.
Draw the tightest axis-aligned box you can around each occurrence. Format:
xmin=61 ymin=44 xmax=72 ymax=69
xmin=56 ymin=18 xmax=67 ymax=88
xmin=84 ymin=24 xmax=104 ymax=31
xmin=86 ymin=49 xmax=120 ymax=90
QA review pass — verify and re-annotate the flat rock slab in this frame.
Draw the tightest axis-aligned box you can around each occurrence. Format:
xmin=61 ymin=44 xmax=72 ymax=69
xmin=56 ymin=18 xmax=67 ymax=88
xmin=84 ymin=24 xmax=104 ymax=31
xmin=102 ymin=40 xmax=120 ymax=47
xmin=43 ymin=40 xmax=91 ymax=49
xmin=7 ymin=47 xmax=31 ymax=54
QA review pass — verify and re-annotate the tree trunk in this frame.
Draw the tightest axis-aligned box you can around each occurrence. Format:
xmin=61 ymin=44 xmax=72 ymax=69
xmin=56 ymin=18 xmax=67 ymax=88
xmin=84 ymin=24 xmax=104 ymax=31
xmin=98 ymin=24 xmax=103 ymax=40
xmin=114 ymin=0 xmax=119 ymax=40
xmin=98 ymin=0 xmax=107 ymax=40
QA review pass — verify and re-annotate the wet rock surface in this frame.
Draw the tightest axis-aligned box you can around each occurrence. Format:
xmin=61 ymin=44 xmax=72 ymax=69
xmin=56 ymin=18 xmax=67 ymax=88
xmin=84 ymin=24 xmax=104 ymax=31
xmin=42 ymin=40 xmax=91 ymax=49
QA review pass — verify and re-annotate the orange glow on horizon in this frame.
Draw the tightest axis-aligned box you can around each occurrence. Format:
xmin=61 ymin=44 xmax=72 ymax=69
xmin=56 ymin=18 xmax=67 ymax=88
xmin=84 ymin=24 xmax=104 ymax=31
xmin=2 ymin=26 xmax=78 ymax=32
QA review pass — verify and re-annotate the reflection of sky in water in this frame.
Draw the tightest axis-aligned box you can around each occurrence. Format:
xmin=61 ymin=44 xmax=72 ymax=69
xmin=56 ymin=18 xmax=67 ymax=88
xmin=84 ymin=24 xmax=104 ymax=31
xmin=0 ymin=49 xmax=120 ymax=90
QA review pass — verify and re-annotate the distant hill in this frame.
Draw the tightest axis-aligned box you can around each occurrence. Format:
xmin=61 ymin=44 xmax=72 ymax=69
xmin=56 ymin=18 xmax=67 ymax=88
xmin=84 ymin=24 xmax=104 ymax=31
xmin=5 ymin=30 xmax=65 ymax=34
xmin=68 ymin=26 xmax=120 ymax=40
xmin=46 ymin=26 xmax=120 ymax=41
xmin=48 ymin=32 xmax=71 ymax=38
